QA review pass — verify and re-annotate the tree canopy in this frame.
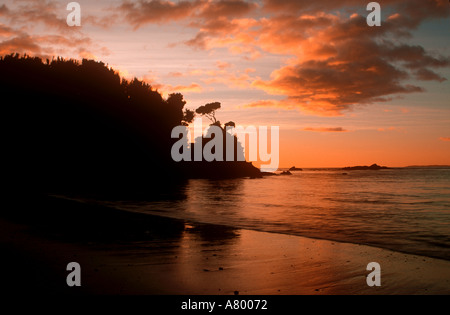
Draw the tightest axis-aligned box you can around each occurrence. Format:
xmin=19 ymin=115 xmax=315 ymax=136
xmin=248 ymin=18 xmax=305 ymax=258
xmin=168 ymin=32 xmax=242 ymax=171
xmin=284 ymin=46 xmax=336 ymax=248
xmin=195 ymin=102 xmax=221 ymax=124
xmin=1 ymin=53 xmax=261 ymax=193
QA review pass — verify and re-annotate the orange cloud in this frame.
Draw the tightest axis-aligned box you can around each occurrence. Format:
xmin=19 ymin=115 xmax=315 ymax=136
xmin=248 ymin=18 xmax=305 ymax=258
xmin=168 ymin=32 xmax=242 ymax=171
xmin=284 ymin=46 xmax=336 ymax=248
xmin=0 ymin=1 xmax=105 ymax=60
xmin=118 ymin=0 xmax=257 ymax=29
xmin=0 ymin=35 xmax=41 ymax=55
xmin=167 ymin=71 xmax=184 ymax=77
xmin=168 ymin=1 xmax=450 ymax=115
xmin=185 ymin=17 xmax=258 ymax=53
xmin=249 ymin=2 xmax=449 ymax=114
xmin=119 ymin=0 xmax=202 ymax=28
xmin=0 ymin=4 xmax=8 ymax=16
xmin=440 ymin=137 xmax=450 ymax=142
xmin=168 ymin=66 xmax=256 ymax=90
xmin=198 ymin=0 xmax=257 ymax=19
xmin=216 ymin=61 xmax=231 ymax=69
xmin=2 ymin=1 xmax=72 ymax=31
xmin=0 ymin=32 xmax=96 ymax=59
xmin=244 ymin=99 xmax=279 ymax=108
xmin=303 ymin=127 xmax=348 ymax=132
xmin=83 ymin=13 xmax=121 ymax=29
xmin=415 ymin=68 xmax=447 ymax=82
xmin=242 ymin=99 xmax=302 ymax=111
xmin=0 ymin=23 xmax=15 ymax=37
xmin=262 ymin=0 xmax=446 ymax=22
xmin=170 ymin=83 xmax=203 ymax=93
xmin=251 ymin=52 xmax=426 ymax=114
xmin=35 ymin=35 xmax=93 ymax=48
xmin=201 ymin=69 xmax=258 ymax=89
xmin=377 ymin=127 xmax=397 ymax=132
xmin=146 ymin=79 xmax=204 ymax=95
xmin=400 ymin=108 xmax=410 ymax=114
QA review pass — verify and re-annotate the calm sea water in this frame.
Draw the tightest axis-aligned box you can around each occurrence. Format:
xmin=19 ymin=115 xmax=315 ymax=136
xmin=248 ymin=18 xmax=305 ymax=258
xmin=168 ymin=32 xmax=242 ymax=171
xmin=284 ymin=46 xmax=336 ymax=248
xmin=82 ymin=167 xmax=450 ymax=261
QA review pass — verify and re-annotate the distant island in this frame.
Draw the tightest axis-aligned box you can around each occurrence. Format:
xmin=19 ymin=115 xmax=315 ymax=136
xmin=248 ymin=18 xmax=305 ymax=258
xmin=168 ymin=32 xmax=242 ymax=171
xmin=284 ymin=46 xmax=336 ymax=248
xmin=342 ymin=163 xmax=390 ymax=170
xmin=289 ymin=166 xmax=303 ymax=171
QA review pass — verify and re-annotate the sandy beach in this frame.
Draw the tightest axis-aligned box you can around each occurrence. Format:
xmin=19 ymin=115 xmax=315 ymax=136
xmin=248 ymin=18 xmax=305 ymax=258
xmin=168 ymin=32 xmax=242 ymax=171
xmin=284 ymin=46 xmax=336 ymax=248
xmin=1 ymin=195 xmax=449 ymax=295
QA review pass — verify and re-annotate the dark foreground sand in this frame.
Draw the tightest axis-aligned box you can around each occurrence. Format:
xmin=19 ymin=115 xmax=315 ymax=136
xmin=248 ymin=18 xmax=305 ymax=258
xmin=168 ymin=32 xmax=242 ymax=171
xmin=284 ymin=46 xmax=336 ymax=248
xmin=1 ymin=195 xmax=450 ymax=295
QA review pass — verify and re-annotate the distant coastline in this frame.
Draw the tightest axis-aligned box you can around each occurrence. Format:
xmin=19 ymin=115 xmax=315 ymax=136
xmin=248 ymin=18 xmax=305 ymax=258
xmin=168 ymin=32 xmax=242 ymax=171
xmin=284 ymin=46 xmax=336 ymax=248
xmin=342 ymin=163 xmax=389 ymax=171
xmin=277 ymin=165 xmax=450 ymax=170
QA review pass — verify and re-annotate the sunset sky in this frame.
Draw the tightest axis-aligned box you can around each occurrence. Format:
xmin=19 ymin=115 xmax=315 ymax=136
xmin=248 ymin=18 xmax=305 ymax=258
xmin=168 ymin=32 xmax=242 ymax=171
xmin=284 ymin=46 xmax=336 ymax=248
xmin=1 ymin=0 xmax=449 ymax=167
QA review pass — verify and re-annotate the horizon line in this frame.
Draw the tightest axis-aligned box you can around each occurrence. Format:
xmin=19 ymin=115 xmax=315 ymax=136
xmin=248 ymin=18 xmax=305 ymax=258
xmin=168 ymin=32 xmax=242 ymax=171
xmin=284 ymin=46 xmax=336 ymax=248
xmin=274 ymin=165 xmax=450 ymax=169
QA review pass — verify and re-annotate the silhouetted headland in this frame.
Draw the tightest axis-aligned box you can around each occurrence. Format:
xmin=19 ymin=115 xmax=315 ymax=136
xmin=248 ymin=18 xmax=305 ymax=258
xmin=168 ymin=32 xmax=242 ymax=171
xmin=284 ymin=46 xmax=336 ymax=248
xmin=289 ymin=166 xmax=302 ymax=171
xmin=1 ymin=54 xmax=260 ymax=194
xmin=342 ymin=163 xmax=390 ymax=170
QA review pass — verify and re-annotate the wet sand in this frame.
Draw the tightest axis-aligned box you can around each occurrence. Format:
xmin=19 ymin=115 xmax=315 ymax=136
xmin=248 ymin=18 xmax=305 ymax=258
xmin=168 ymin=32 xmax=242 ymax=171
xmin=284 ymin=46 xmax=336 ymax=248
xmin=1 ymin=195 xmax=450 ymax=295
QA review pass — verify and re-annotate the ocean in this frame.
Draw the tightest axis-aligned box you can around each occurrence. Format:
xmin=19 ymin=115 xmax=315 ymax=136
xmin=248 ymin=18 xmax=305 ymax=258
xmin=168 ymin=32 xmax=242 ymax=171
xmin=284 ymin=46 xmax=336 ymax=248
xmin=74 ymin=167 xmax=450 ymax=261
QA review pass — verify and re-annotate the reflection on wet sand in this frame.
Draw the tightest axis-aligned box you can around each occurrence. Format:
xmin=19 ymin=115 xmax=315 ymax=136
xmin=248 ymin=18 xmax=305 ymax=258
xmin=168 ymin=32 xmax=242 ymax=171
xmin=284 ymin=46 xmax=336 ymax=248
xmin=2 ymin=184 xmax=450 ymax=295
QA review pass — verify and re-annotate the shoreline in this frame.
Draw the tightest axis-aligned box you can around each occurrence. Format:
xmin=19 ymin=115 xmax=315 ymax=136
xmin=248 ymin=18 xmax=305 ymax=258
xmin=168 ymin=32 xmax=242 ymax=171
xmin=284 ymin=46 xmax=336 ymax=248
xmin=101 ymin=197 xmax=450 ymax=263
xmin=1 ymin=195 xmax=450 ymax=295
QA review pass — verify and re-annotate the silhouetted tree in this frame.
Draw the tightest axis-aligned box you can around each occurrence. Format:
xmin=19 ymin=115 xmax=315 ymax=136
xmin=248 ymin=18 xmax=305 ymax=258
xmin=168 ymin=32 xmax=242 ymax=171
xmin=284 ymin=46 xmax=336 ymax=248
xmin=182 ymin=109 xmax=195 ymax=126
xmin=195 ymin=102 xmax=221 ymax=124
xmin=166 ymin=93 xmax=195 ymax=126
xmin=191 ymin=105 xmax=246 ymax=165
